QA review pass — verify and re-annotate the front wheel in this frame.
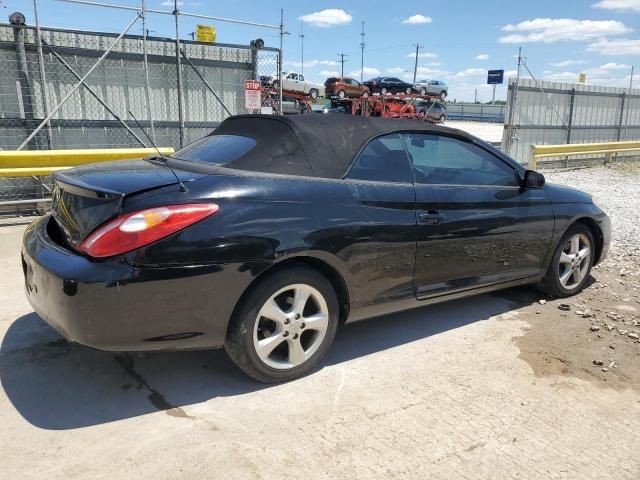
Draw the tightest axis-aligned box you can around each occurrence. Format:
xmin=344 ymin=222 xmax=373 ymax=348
xmin=381 ymin=87 xmax=387 ymax=94
xmin=337 ymin=90 xmax=346 ymax=99
xmin=309 ymin=89 xmax=319 ymax=100
xmin=225 ymin=266 xmax=339 ymax=382
xmin=440 ymin=91 xmax=447 ymax=100
xmin=538 ymin=224 xmax=595 ymax=298
xmin=405 ymin=87 xmax=412 ymax=94
xmin=420 ymin=87 xmax=426 ymax=95
xmin=439 ymin=114 xmax=445 ymax=123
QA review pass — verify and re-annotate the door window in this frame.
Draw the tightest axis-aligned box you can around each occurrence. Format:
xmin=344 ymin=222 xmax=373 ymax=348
xmin=347 ymin=134 xmax=413 ymax=183
xmin=402 ymin=133 xmax=519 ymax=186
xmin=288 ymin=73 xmax=298 ymax=80
xmin=298 ymin=74 xmax=305 ymax=81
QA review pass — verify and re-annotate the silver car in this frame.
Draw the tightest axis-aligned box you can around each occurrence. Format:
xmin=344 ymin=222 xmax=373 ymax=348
xmin=414 ymin=79 xmax=448 ymax=99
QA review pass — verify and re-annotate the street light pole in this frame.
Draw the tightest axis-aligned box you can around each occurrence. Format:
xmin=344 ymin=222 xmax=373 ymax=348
xmin=299 ymin=21 xmax=304 ymax=75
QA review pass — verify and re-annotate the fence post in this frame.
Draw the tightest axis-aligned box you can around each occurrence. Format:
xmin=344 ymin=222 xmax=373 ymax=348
xmin=565 ymin=88 xmax=576 ymax=167
xmin=12 ymin=19 xmax=40 ymax=149
xmin=173 ymin=0 xmax=185 ymax=148
xmin=616 ymin=92 xmax=626 ymax=142
xmin=33 ymin=0 xmax=52 ymax=149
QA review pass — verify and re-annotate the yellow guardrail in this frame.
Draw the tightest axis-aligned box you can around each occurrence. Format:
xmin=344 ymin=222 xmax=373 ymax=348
xmin=0 ymin=147 xmax=175 ymax=177
xmin=529 ymin=141 xmax=640 ymax=169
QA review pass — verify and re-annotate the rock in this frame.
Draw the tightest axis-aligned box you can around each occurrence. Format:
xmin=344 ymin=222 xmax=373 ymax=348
xmin=628 ymin=332 xmax=639 ymax=340
xmin=539 ymin=299 xmax=547 ymax=305
xmin=592 ymin=360 xmax=604 ymax=366
xmin=576 ymin=310 xmax=585 ymax=316
xmin=536 ymin=310 xmax=541 ymax=315
xmin=609 ymin=345 xmax=616 ymax=349
xmin=602 ymin=367 xmax=609 ymax=372
xmin=558 ymin=304 xmax=571 ymax=311
xmin=590 ymin=325 xmax=600 ymax=332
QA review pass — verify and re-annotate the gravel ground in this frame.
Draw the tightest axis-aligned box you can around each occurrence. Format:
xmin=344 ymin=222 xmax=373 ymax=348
xmin=444 ymin=120 xmax=504 ymax=143
xmin=543 ymin=163 xmax=640 ymax=250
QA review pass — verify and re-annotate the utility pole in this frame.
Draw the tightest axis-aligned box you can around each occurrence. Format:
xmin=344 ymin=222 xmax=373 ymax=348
xmin=299 ymin=21 xmax=304 ymax=75
xmin=337 ymin=53 xmax=348 ymax=77
xmin=412 ymin=43 xmax=423 ymax=84
xmin=630 ymin=65 xmax=635 ymax=91
xmin=360 ymin=21 xmax=365 ymax=83
xmin=474 ymin=88 xmax=478 ymax=103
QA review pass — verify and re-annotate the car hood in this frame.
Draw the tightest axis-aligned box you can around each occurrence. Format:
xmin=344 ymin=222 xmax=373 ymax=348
xmin=544 ymin=182 xmax=593 ymax=204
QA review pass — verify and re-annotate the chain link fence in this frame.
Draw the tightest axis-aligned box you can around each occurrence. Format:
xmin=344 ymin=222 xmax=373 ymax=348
xmin=0 ymin=16 xmax=281 ymax=207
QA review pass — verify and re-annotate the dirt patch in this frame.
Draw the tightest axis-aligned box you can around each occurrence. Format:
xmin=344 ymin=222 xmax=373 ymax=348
xmin=505 ymin=261 xmax=640 ymax=392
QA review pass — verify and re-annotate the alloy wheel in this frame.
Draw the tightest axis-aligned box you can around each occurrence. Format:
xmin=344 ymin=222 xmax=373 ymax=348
xmin=558 ymin=233 xmax=591 ymax=290
xmin=253 ymin=284 xmax=329 ymax=370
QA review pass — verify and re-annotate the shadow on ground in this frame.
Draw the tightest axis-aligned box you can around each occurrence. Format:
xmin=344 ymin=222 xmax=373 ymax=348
xmin=0 ymin=288 xmax=536 ymax=430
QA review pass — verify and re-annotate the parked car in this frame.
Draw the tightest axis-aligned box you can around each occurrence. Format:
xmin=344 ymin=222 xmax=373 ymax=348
xmin=324 ymin=77 xmax=370 ymax=99
xmin=280 ymin=94 xmax=308 ymax=115
xmin=363 ymin=77 xmax=415 ymax=94
xmin=372 ymin=98 xmax=415 ymax=117
xmin=409 ymin=99 xmax=448 ymax=122
xmin=274 ymin=71 xmax=324 ymax=99
xmin=22 ymin=114 xmax=610 ymax=382
xmin=414 ymin=79 xmax=448 ymax=99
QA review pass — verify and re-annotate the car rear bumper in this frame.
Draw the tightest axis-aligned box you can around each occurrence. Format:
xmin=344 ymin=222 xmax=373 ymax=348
xmin=21 ymin=215 xmax=268 ymax=351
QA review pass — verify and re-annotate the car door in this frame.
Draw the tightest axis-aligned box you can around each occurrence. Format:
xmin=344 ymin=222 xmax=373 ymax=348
xmin=298 ymin=74 xmax=306 ymax=93
xmin=284 ymin=73 xmax=297 ymax=91
xmin=402 ymin=132 xmax=555 ymax=299
xmin=343 ymin=133 xmax=418 ymax=315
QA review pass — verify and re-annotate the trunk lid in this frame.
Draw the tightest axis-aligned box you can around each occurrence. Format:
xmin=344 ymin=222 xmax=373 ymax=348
xmin=51 ymin=158 xmax=204 ymax=247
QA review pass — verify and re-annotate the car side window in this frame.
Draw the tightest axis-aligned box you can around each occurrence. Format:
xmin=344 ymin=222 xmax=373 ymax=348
xmin=299 ymin=74 xmax=305 ymax=81
xmin=288 ymin=73 xmax=298 ymax=80
xmin=402 ymin=133 xmax=519 ymax=186
xmin=347 ymin=134 xmax=413 ymax=183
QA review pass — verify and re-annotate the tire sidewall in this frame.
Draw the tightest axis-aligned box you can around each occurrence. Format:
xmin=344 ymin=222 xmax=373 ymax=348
xmin=546 ymin=224 xmax=595 ymax=297
xmin=226 ymin=266 xmax=339 ymax=382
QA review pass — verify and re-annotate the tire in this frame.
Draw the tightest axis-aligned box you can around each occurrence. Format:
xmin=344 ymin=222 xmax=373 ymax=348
xmin=406 ymin=87 xmax=412 ymax=94
xmin=440 ymin=91 xmax=447 ymax=100
xmin=225 ymin=265 xmax=339 ymax=382
xmin=381 ymin=87 xmax=387 ymax=94
xmin=538 ymin=223 xmax=595 ymax=298
xmin=338 ymin=90 xmax=346 ymax=99
xmin=309 ymin=89 xmax=319 ymax=100
xmin=439 ymin=115 xmax=445 ymax=123
xmin=363 ymin=91 xmax=369 ymax=98
xmin=420 ymin=87 xmax=426 ymax=95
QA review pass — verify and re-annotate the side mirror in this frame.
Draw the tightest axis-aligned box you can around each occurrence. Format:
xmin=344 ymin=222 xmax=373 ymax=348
xmin=523 ymin=170 xmax=545 ymax=189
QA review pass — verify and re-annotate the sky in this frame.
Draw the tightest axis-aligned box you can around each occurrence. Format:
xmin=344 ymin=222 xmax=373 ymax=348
xmin=1 ymin=0 xmax=639 ymax=102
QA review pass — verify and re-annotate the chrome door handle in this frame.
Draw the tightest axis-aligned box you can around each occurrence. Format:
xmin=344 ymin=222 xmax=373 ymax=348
xmin=418 ymin=211 xmax=446 ymax=225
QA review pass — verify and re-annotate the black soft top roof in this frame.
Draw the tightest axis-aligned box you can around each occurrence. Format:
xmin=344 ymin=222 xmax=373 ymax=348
xmin=211 ymin=114 xmax=478 ymax=179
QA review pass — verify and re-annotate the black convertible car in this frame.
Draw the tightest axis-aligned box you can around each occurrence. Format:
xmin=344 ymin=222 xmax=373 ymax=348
xmin=22 ymin=114 xmax=610 ymax=382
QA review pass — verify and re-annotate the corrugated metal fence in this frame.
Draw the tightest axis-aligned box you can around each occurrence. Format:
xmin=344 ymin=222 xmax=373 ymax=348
xmin=446 ymin=103 xmax=505 ymax=123
xmin=502 ymin=78 xmax=640 ymax=164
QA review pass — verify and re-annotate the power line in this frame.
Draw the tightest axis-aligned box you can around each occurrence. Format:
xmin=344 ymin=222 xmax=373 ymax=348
xmin=360 ymin=22 xmax=365 ymax=83
xmin=412 ymin=43 xmax=424 ymax=84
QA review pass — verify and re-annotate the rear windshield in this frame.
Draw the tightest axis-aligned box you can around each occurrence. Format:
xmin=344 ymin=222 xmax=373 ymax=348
xmin=171 ymin=135 xmax=257 ymax=165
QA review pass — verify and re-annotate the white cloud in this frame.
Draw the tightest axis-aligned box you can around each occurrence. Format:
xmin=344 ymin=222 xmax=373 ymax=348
xmin=499 ymin=18 xmax=631 ymax=44
xmin=407 ymin=51 xmax=438 ymax=59
xmin=592 ymin=0 xmax=640 ymax=12
xmin=386 ymin=67 xmax=405 ymax=74
xmin=283 ymin=59 xmax=337 ymax=68
xmin=425 ymin=62 xmax=442 ymax=66
xmin=549 ymin=59 xmax=586 ymax=67
xmin=587 ymin=38 xmax=640 ymax=55
xmin=541 ymin=62 xmax=634 ymax=87
xmin=598 ymin=62 xmax=631 ymax=70
xmin=455 ymin=68 xmax=487 ymax=78
xmin=401 ymin=14 xmax=433 ymax=25
xmin=319 ymin=70 xmax=340 ymax=77
xmin=475 ymin=54 xmax=490 ymax=60
xmin=505 ymin=70 xmax=518 ymax=77
xmin=349 ymin=67 xmax=381 ymax=78
xmin=161 ymin=0 xmax=183 ymax=5
xmin=299 ymin=9 xmax=352 ymax=28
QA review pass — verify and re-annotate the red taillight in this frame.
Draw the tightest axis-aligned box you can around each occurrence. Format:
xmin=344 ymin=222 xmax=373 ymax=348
xmin=78 ymin=203 xmax=219 ymax=258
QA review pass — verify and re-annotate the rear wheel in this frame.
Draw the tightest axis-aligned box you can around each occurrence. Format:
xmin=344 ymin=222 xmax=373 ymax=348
xmin=309 ymin=89 xmax=319 ymax=100
xmin=420 ymin=87 xmax=427 ymax=95
xmin=338 ymin=90 xmax=346 ymax=99
xmin=538 ymin=224 xmax=595 ymax=298
xmin=439 ymin=114 xmax=445 ymax=123
xmin=225 ymin=266 xmax=339 ymax=382
xmin=381 ymin=87 xmax=387 ymax=94
xmin=405 ymin=87 xmax=412 ymax=94
xmin=440 ymin=91 xmax=447 ymax=100
xmin=363 ymin=91 xmax=369 ymax=98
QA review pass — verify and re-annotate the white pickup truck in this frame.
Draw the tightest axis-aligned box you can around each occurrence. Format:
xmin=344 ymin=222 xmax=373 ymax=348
xmin=275 ymin=72 xmax=325 ymax=99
